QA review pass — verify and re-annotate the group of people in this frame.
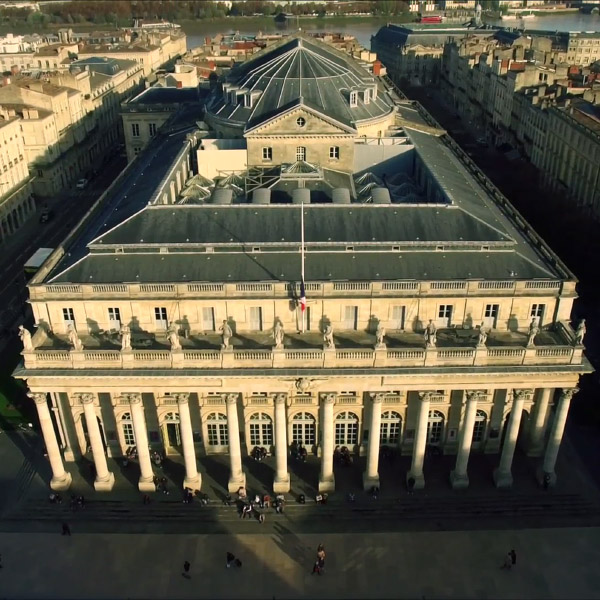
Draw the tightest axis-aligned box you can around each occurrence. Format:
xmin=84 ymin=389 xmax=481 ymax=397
xmin=250 ymin=446 xmax=268 ymax=462
xmin=333 ymin=446 xmax=353 ymax=466
xmin=70 ymin=495 xmax=85 ymax=510
xmin=290 ymin=441 xmax=308 ymax=462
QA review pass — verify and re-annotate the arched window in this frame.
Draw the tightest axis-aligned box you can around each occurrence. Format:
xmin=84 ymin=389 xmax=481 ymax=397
xmin=249 ymin=412 xmax=273 ymax=446
xmin=380 ymin=411 xmax=402 ymax=445
xmin=121 ymin=412 xmax=135 ymax=446
xmin=206 ymin=412 xmax=228 ymax=446
xmin=291 ymin=412 xmax=316 ymax=446
xmin=296 ymin=146 xmax=306 ymax=161
xmin=472 ymin=410 xmax=487 ymax=444
xmin=335 ymin=411 xmax=359 ymax=446
xmin=427 ymin=410 xmax=445 ymax=445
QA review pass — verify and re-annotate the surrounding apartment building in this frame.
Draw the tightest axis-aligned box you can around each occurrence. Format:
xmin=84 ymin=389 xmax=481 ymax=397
xmin=0 ymin=113 xmax=35 ymax=246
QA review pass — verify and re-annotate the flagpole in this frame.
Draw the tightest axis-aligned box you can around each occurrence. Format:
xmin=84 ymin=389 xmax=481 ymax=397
xmin=301 ymin=200 xmax=305 ymax=334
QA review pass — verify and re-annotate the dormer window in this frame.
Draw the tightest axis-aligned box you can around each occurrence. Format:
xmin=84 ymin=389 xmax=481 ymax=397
xmin=363 ymin=89 xmax=371 ymax=104
xmin=229 ymin=91 xmax=237 ymax=104
xmin=244 ymin=94 xmax=252 ymax=108
xmin=349 ymin=91 xmax=358 ymax=107
xmin=372 ymin=85 xmax=378 ymax=100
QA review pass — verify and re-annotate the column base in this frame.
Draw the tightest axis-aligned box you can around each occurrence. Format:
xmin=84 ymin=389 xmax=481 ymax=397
xmin=406 ymin=470 xmax=425 ymax=490
xmin=228 ymin=472 xmax=246 ymax=494
xmin=449 ymin=469 xmax=469 ymax=490
xmin=273 ymin=473 xmax=290 ymax=493
xmin=362 ymin=472 xmax=380 ymax=491
xmin=493 ymin=468 xmax=513 ymax=489
xmin=50 ymin=471 xmax=72 ymax=491
xmin=318 ymin=474 xmax=335 ymax=493
xmin=537 ymin=468 xmax=557 ymax=488
xmin=93 ymin=471 xmax=115 ymax=492
xmin=183 ymin=474 xmax=202 ymax=492
xmin=138 ymin=476 xmax=156 ymax=493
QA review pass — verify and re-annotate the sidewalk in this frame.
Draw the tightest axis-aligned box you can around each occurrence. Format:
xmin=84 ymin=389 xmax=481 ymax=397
xmin=0 ymin=527 xmax=598 ymax=599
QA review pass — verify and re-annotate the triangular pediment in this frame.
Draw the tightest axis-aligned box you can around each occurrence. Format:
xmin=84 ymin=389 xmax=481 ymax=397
xmin=245 ymin=102 xmax=356 ymax=137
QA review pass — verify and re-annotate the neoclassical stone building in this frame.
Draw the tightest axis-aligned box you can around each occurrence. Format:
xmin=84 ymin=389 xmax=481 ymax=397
xmin=15 ymin=34 xmax=590 ymax=496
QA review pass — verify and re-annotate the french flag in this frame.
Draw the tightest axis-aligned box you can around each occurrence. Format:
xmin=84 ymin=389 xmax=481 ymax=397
xmin=299 ymin=280 xmax=306 ymax=312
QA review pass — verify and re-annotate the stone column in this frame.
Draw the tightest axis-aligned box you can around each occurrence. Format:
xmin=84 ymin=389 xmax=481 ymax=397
xmin=527 ymin=388 xmax=553 ymax=457
xmin=29 ymin=392 xmax=72 ymax=491
xmin=273 ymin=393 xmax=290 ymax=493
xmin=538 ymin=387 xmax=578 ymax=487
xmin=125 ymin=393 xmax=156 ymax=492
xmin=78 ymin=393 xmax=115 ymax=491
xmin=450 ymin=390 xmax=480 ymax=490
xmin=225 ymin=393 xmax=246 ymax=493
xmin=175 ymin=393 xmax=201 ymax=491
xmin=493 ymin=389 xmax=529 ymax=488
xmin=363 ymin=393 xmax=384 ymax=490
xmin=318 ymin=393 xmax=336 ymax=492
xmin=407 ymin=391 xmax=431 ymax=490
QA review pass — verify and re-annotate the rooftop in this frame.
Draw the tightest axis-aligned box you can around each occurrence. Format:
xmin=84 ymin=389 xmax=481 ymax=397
xmin=127 ymin=86 xmax=203 ymax=106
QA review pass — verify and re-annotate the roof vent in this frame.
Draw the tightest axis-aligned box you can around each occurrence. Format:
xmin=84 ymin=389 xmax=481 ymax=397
xmin=212 ymin=188 xmax=233 ymax=205
xmin=292 ymin=188 xmax=310 ymax=205
xmin=371 ymin=187 xmax=391 ymax=204
xmin=252 ymin=188 xmax=271 ymax=205
xmin=332 ymin=188 xmax=351 ymax=204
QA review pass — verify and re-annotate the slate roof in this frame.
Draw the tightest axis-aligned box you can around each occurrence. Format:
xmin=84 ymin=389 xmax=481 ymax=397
xmin=371 ymin=24 xmax=494 ymax=50
xmin=205 ymin=33 xmax=394 ymax=131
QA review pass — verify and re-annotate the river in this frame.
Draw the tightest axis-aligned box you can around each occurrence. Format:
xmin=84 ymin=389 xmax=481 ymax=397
xmin=181 ymin=12 xmax=600 ymax=51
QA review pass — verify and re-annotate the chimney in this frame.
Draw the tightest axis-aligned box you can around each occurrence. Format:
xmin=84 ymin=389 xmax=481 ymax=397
xmin=373 ymin=60 xmax=382 ymax=76
xmin=176 ymin=80 xmax=183 ymax=88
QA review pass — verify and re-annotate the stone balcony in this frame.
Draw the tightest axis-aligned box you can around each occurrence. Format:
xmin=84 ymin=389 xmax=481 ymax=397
xmin=22 ymin=321 xmax=584 ymax=371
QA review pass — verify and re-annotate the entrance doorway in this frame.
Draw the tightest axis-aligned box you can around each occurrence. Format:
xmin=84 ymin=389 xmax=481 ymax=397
xmin=162 ymin=412 xmax=182 ymax=454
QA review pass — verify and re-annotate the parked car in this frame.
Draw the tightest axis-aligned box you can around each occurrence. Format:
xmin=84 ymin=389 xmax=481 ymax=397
xmin=39 ymin=209 xmax=53 ymax=223
xmin=76 ymin=178 xmax=89 ymax=190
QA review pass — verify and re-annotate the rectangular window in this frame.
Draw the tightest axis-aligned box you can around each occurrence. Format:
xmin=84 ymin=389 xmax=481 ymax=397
xmin=131 ymin=123 xmax=140 ymax=137
xmin=343 ymin=306 xmax=358 ymax=330
xmin=201 ymin=307 xmax=215 ymax=331
xmin=392 ymin=305 xmax=405 ymax=330
xmin=349 ymin=91 xmax=358 ymax=107
xmin=364 ymin=89 xmax=370 ymax=104
xmin=296 ymin=146 xmax=306 ymax=162
xmin=329 ymin=146 xmax=340 ymax=160
xmin=133 ymin=147 xmax=141 ymax=155
xmin=148 ymin=123 xmax=156 ymax=137
xmin=483 ymin=304 xmax=499 ymax=329
xmin=37 ymin=169 xmax=43 ymax=177
xmin=122 ymin=422 xmax=135 ymax=445
xmin=108 ymin=307 xmax=121 ymax=329
xmin=62 ymin=307 xmax=75 ymax=326
xmin=262 ymin=147 xmax=272 ymax=161
xmin=154 ymin=307 xmax=168 ymax=330
xmin=530 ymin=303 xmax=545 ymax=325
xmin=248 ymin=307 xmax=263 ymax=331
xmin=438 ymin=304 xmax=453 ymax=327
xmin=207 ymin=423 xmax=228 ymax=446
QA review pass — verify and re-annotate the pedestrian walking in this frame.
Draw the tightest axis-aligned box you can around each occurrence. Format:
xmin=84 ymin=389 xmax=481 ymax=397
xmin=407 ymin=477 xmax=415 ymax=495
xmin=226 ymin=552 xmax=236 ymax=568
xmin=500 ymin=552 xmax=512 ymax=570
xmin=510 ymin=549 xmax=517 ymax=567
xmin=258 ymin=512 xmax=265 ymax=524
xmin=182 ymin=560 xmax=191 ymax=579
xmin=61 ymin=522 xmax=71 ymax=536
xmin=234 ymin=558 xmax=242 ymax=568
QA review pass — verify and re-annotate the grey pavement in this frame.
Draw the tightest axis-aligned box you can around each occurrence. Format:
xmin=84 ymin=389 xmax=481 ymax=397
xmin=0 ymin=527 xmax=599 ymax=599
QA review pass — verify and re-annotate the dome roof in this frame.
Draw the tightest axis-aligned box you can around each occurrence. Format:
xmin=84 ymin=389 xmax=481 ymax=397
xmin=205 ymin=33 xmax=394 ymax=132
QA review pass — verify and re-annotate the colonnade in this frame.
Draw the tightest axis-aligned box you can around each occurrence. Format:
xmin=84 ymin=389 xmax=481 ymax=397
xmin=31 ymin=387 xmax=578 ymax=494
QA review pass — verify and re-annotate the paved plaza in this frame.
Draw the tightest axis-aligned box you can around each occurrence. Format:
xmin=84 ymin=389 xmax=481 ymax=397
xmin=1 ymin=527 xmax=600 ymax=599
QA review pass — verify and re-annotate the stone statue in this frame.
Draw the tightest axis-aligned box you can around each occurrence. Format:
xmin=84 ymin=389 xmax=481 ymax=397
xmin=574 ymin=319 xmax=586 ymax=346
xmin=273 ymin=320 xmax=284 ymax=349
xmin=67 ymin=324 xmax=83 ymax=351
xmin=375 ymin=322 xmax=386 ymax=348
xmin=18 ymin=325 xmax=33 ymax=351
xmin=527 ymin=317 xmax=540 ymax=347
xmin=323 ymin=324 xmax=334 ymax=349
xmin=119 ymin=324 xmax=131 ymax=351
xmin=477 ymin=322 xmax=488 ymax=347
xmin=220 ymin=319 xmax=232 ymax=350
xmin=167 ymin=323 xmax=181 ymax=350
xmin=424 ymin=320 xmax=437 ymax=348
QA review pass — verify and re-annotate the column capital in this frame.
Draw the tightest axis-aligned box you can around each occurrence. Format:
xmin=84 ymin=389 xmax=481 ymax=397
xmin=28 ymin=392 xmax=48 ymax=405
xmin=512 ymin=389 xmax=533 ymax=402
xmin=465 ymin=390 xmax=485 ymax=402
xmin=225 ymin=393 xmax=239 ymax=405
xmin=174 ymin=392 xmax=190 ymax=405
xmin=418 ymin=391 xmax=434 ymax=402
xmin=274 ymin=393 xmax=287 ymax=405
xmin=323 ymin=393 xmax=336 ymax=405
xmin=123 ymin=392 xmax=142 ymax=405
xmin=560 ymin=387 xmax=579 ymax=402
xmin=77 ymin=393 xmax=95 ymax=405
xmin=370 ymin=393 xmax=385 ymax=404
